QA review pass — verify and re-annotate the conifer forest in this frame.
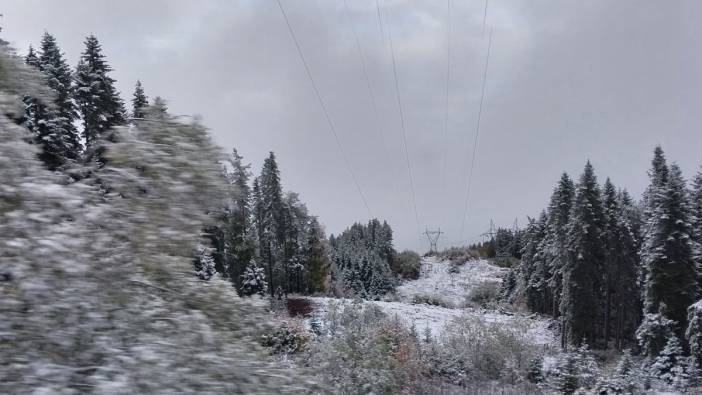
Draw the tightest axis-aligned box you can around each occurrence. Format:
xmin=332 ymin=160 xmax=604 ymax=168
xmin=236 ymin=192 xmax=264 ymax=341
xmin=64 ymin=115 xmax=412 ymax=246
xmin=1 ymin=1 xmax=701 ymax=394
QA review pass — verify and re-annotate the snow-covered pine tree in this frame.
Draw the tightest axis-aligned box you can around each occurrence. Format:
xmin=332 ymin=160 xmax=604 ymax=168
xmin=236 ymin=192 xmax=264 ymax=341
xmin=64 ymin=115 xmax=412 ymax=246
xmin=257 ymin=152 xmax=286 ymax=296
xmin=641 ymin=163 xmax=699 ymax=337
xmin=22 ymin=44 xmax=63 ymax=169
xmin=650 ymin=335 xmax=687 ymax=388
xmin=602 ymin=179 xmax=641 ymax=349
xmin=194 ymin=241 xmax=217 ymax=280
xmin=37 ymin=32 xmax=81 ymax=167
xmin=636 ymin=311 xmax=676 ymax=358
xmin=560 ymin=161 xmax=605 ymax=347
xmin=521 ymin=211 xmax=549 ymax=314
xmin=691 ymin=169 xmax=702 ymax=290
xmin=240 ymin=261 xmax=268 ymax=296
xmin=223 ymin=147 xmax=256 ymax=289
xmin=303 ymin=217 xmax=329 ymax=293
xmin=74 ymin=34 xmax=125 ymax=160
xmin=544 ymin=172 xmax=575 ymax=318
xmin=131 ymin=79 xmax=148 ymax=119
xmin=282 ymin=191 xmax=309 ymax=293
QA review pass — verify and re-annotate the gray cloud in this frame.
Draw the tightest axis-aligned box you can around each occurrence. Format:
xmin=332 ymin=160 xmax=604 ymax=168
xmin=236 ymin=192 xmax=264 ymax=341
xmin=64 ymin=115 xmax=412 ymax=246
xmin=2 ymin=0 xmax=701 ymax=250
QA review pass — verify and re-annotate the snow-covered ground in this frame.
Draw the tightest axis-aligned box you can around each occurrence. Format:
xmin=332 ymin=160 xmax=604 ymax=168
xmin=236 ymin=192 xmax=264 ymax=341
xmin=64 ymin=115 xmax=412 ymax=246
xmin=396 ymin=256 xmax=508 ymax=307
xmin=304 ymin=257 xmax=555 ymax=346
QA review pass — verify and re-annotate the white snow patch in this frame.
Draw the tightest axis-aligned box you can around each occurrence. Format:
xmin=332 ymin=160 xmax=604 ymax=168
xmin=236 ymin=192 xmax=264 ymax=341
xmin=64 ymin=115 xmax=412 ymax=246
xmin=305 ymin=257 xmax=555 ymax=346
xmin=396 ymin=256 xmax=508 ymax=308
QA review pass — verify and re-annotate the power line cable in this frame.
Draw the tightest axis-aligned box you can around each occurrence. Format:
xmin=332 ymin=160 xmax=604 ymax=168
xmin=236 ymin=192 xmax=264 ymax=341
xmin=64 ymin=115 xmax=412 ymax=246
xmin=460 ymin=26 xmax=493 ymax=239
xmin=441 ymin=0 xmax=452 ymax=195
xmin=342 ymin=0 xmax=393 ymax=174
xmin=275 ymin=0 xmax=371 ymax=216
xmin=375 ymin=0 xmax=385 ymax=45
xmin=383 ymin=2 xmax=421 ymax=231
xmin=482 ymin=0 xmax=489 ymax=35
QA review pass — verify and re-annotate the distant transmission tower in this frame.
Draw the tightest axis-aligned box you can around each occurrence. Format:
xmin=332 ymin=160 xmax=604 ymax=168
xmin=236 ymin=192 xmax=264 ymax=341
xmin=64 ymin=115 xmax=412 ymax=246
xmin=480 ymin=219 xmax=496 ymax=242
xmin=424 ymin=228 xmax=443 ymax=254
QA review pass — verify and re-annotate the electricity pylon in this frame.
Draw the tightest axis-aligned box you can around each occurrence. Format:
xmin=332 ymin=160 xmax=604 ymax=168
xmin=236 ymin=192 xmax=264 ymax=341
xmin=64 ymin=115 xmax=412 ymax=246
xmin=424 ymin=227 xmax=443 ymax=254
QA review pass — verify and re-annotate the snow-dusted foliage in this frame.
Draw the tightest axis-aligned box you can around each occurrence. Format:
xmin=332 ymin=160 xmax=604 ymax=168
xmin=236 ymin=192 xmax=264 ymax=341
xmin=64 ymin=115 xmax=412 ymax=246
xmin=543 ymin=344 xmax=600 ymax=394
xmin=636 ymin=312 xmax=676 ymax=359
xmin=240 ymin=261 xmax=268 ymax=296
xmin=595 ymin=350 xmax=643 ymax=394
xmin=194 ymin=241 xmax=217 ymax=280
xmin=0 ymin=45 xmax=316 ymax=393
xmin=687 ymin=300 xmax=702 ymax=365
xmin=329 ymin=219 xmax=396 ymax=298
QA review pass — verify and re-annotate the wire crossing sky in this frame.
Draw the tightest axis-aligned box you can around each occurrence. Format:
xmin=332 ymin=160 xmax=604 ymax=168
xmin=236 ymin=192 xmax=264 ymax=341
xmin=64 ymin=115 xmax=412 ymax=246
xmin=3 ymin=0 xmax=701 ymax=251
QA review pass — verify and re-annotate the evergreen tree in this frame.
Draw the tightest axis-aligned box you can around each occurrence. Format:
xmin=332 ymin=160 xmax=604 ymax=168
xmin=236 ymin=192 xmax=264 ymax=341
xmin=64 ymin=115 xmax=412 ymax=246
xmin=303 ymin=217 xmax=329 ymax=293
xmin=641 ymin=163 xmax=699 ymax=334
xmin=527 ymin=211 xmax=549 ymax=314
xmin=330 ymin=219 xmax=396 ymax=298
xmin=560 ymin=161 xmax=605 ymax=347
xmin=650 ymin=335 xmax=686 ymax=387
xmin=602 ymin=179 xmax=641 ymax=349
xmin=256 ymin=152 xmax=286 ymax=296
xmin=37 ymin=32 xmax=81 ymax=166
xmin=194 ymin=241 xmax=216 ymax=280
xmin=687 ymin=300 xmax=702 ymax=365
xmin=544 ymin=173 xmax=575 ymax=318
xmin=222 ymin=148 xmax=256 ymax=289
xmin=131 ymin=80 xmax=148 ymax=119
xmin=636 ymin=312 xmax=676 ymax=358
xmin=74 ymin=35 xmax=125 ymax=159
xmin=690 ymin=169 xmax=702 ymax=290
xmin=240 ymin=262 xmax=268 ymax=296
xmin=25 ymin=44 xmax=39 ymax=67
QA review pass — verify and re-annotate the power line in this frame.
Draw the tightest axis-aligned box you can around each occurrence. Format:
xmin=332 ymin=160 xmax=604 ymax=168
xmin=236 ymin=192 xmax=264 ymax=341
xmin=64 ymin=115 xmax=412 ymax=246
xmin=482 ymin=0 xmax=489 ymax=35
xmin=383 ymin=2 xmax=421 ymax=231
xmin=375 ymin=0 xmax=385 ymax=45
xmin=441 ymin=0 xmax=452 ymax=195
xmin=343 ymin=0 xmax=409 ymax=219
xmin=460 ymin=26 xmax=493 ymax=239
xmin=342 ymin=0 xmax=392 ymax=176
xmin=275 ymin=0 xmax=371 ymax=217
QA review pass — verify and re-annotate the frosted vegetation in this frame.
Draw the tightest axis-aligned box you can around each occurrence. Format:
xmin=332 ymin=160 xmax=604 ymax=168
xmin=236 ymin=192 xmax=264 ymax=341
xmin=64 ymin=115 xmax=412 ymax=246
xmin=3 ymin=25 xmax=702 ymax=395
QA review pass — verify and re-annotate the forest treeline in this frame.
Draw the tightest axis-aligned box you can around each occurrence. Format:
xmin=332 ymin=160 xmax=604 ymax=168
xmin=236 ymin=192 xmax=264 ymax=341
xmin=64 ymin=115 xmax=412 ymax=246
xmin=496 ymin=149 xmax=702 ymax=374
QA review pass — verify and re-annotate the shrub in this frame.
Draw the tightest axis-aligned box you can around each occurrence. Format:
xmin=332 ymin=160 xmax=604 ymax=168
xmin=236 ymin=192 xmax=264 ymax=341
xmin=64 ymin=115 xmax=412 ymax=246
xmin=392 ymin=250 xmax=422 ymax=279
xmin=413 ymin=294 xmax=451 ymax=308
xmin=437 ymin=246 xmax=480 ymax=266
xmin=261 ymin=321 xmax=309 ymax=355
xmin=467 ymin=281 xmax=501 ymax=307
xmin=434 ymin=314 xmax=541 ymax=384
xmin=306 ymin=301 xmax=428 ymax=393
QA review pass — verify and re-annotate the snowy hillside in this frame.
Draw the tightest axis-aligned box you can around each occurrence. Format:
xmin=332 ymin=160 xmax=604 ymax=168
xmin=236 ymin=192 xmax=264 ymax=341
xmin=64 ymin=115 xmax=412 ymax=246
xmin=305 ymin=257 xmax=555 ymax=345
xmin=396 ymin=256 xmax=508 ymax=307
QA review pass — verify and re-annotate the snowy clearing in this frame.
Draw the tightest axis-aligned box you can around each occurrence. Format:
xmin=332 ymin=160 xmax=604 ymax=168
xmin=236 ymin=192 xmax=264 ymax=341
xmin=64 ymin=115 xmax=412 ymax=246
xmin=303 ymin=257 xmax=555 ymax=346
xmin=396 ymin=256 xmax=509 ymax=307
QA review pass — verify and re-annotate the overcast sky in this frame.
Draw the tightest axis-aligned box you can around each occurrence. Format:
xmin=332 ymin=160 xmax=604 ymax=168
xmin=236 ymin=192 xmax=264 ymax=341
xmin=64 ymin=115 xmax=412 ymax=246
xmin=2 ymin=0 xmax=701 ymax=251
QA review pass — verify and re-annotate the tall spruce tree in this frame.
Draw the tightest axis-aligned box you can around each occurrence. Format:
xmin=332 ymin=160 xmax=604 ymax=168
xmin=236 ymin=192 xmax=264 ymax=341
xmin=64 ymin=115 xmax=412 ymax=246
xmin=256 ymin=152 xmax=285 ymax=296
xmin=223 ymin=148 xmax=256 ymax=289
xmin=641 ymin=163 xmax=699 ymax=335
xmin=544 ymin=173 xmax=575 ymax=318
xmin=304 ymin=217 xmax=329 ymax=293
xmin=38 ymin=32 xmax=81 ymax=164
xmin=520 ymin=212 xmax=549 ymax=314
xmin=131 ymin=80 xmax=148 ymax=119
xmin=602 ymin=179 xmax=641 ymax=349
xmin=74 ymin=35 xmax=125 ymax=158
xmin=560 ymin=161 xmax=606 ymax=347
xmin=690 ymin=169 xmax=702 ymax=290
xmin=23 ymin=43 xmax=67 ymax=170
